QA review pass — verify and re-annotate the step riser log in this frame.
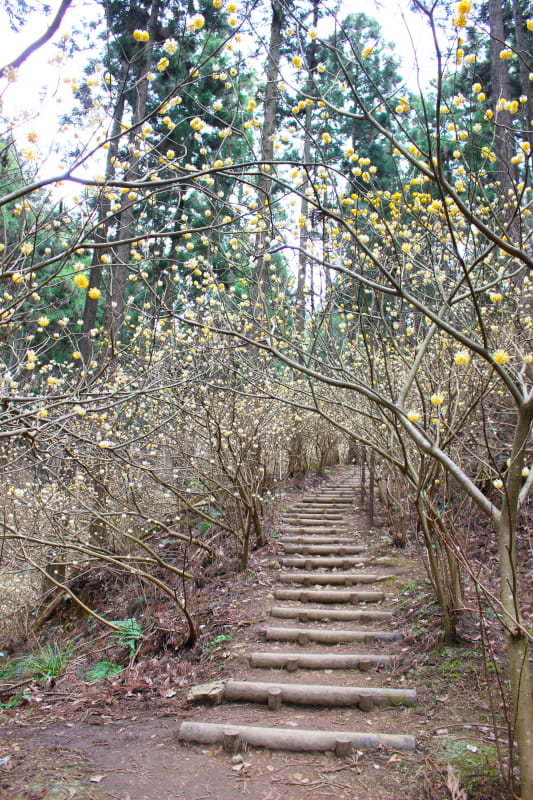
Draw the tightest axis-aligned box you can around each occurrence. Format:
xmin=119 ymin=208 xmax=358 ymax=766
xmin=178 ymin=722 xmax=416 ymax=753
xmin=273 ymin=588 xmax=385 ymax=603
xmin=250 ymin=653 xmax=393 ymax=670
xmin=222 ymin=680 xmax=415 ymax=708
xmin=281 ymin=557 xmax=370 ymax=568
xmin=281 ymin=529 xmax=342 ymax=536
xmin=270 ymin=606 xmax=393 ymax=622
xmin=279 ymin=536 xmax=358 ymax=545
xmin=284 ymin=517 xmax=345 ymax=523
xmin=264 ymin=626 xmax=402 ymax=644
xmin=281 ymin=545 xmax=366 ymax=554
xmin=278 ymin=572 xmax=385 ymax=585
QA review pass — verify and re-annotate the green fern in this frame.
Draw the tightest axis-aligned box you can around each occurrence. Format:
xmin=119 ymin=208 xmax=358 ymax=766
xmin=111 ymin=618 xmax=143 ymax=657
xmin=85 ymin=661 xmax=122 ymax=682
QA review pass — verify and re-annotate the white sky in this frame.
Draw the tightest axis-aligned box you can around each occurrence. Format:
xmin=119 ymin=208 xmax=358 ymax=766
xmin=0 ymin=0 xmax=436 ymax=186
xmin=1 ymin=0 xmax=436 ymax=98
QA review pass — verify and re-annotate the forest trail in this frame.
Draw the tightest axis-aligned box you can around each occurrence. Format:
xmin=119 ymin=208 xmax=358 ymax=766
xmin=180 ymin=476 xmax=416 ymax=759
xmin=0 ymin=470 xmax=424 ymax=800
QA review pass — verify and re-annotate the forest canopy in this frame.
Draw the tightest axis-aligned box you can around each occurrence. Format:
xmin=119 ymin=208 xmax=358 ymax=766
xmin=1 ymin=0 xmax=533 ymax=796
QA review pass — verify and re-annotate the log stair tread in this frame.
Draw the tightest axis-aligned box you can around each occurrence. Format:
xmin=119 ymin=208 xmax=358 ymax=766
xmin=178 ymin=477 xmax=415 ymax=758
xmin=273 ymin=587 xmax=385 ymax=603
xmin=249 ymin=651 xmax=394 ymax=670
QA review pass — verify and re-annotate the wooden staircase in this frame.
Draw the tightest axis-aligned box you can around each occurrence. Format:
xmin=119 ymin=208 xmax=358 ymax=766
xmin=178 ymin=479 xmax=416 ymax=756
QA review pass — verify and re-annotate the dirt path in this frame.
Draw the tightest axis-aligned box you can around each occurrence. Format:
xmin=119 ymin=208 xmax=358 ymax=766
xmin=0 ymin=471 xmax=426 ymax=800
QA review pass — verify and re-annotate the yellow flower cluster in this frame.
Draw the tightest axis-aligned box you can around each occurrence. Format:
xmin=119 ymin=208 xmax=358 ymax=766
xmin=492 ymin=349 xmax=510 ymax=365
xmin=163 ymin=38 xmax=177 ymax=54
xmin=74 ymin=273 xmax=89 ymax=289
xmin=188 ymin=13 xmax=205 ymax=31
xmin=133 ymin=29 xmax=150 ymax=42
xmin=396 ymin=97 xmax=410 ymax=114
xmin=454 ymin=0 xmax=471 ymax=27
xmin=454 ymin=350 xmax=470 ymax=366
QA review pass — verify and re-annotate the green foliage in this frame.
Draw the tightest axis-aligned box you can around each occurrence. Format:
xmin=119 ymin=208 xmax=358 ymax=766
xmin=111 ymin=618 xmax=143 ymax=657
xmin=198 ymin=519 xmax=213 ymax=534
xmin=203 ymin=633 xmax=232 ymax=653
xmin=0 ymin=689 xmax=28 ymax=709
xmin=11 ymin=640 xmax=74 ymax=681
xmin=439 ymin=737 xmax=504 ymax=796
xmin=84 ymin=660 xmax=122 ymax=682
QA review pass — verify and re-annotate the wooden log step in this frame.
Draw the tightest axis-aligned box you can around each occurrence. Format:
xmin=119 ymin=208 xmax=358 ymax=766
xmin=293 ymin=501 xmax=352 ymax=508
xmin=281 ymin=556 xmax=370 ymax=568
xmin=290 ymin=511 xmax=349 ymax=517
xmin=270 ymin=605 xmax=393 ymax=622
xmin=294 ymin=506 xmax=352 ymax=512
xmin=281 ymin=543 xmax=365 ymax=554
xmin=284 ymin=516 xmax=344 ymax=523
xmin=221 ymin=680 xmax=415 ymax=708
xmin=279 ymin=535 xmax=356 ymax=545
xmin=264 ymin=626 xmax=402 ymax=644
xmin=274 ymin=588 xmax=385 ymax=603
xmin=281 ymin=528 xmax=343 ymax=536
xmin=178 ymin=721 xmax=415 ymax=753
xmin=250 ymin=652 xmax=393 ymax=671
xmin=291 ymin=514 xmax=349 ymax=519
xmin=278 ymin=571 xmax=387 ymax=586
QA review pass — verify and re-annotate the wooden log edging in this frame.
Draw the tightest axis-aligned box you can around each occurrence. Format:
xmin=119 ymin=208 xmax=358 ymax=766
xmin=278 ymin=570 xmax=389 ymax=586
xmin=264 ymin=626 xmax=403 ymax=644
xmin=282 ymin=527 xmax=347 ymax=535
xmin=278 ymin=571 xmax=386 ymax=586
xmin=250 ymin=652 xmax=393 ymax=671
xmin=284 ymin=517 xmax=345 ymax=524
xmin=278 ymin=528 xmax=354 ymax=553
xmin=222 ymin=680 xmax=415 ymax=708
xmin=281 ymin=543 xmax=366 ymax=554
xmin=281 ymin=556 xmax=370 ymax=568
xmin=178 ymin=721 xmax=416 ymax=753
xmin=273 ymin=588 xmax=385 ymax=603
xmin=270 ymin=605 xmax=393 ymax=622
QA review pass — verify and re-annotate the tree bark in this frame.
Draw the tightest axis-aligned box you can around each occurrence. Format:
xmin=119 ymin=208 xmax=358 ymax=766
xmin=495 ymin=402 xmax=533 ymax=799
xmin=251 ymin=0 xmax=282 ymax=308
xmin=79 ymin=67 xmax=128 ymax=363
xmin=104 ymin=0 xmax=160 ymax=356
xmin=488 ymin=0 xmax=519 ymax=233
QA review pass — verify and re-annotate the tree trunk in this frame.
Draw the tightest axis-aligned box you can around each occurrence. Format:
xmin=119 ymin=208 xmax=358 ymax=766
xmin=488 ymin=0 xmax=519 ymax=236
xmin=295 ymin=0 xmax=319 ymax=336
xmin=416 ymin=496 xmax=458 ymax=643
xmin=368 ymin=450 xmax=375 ymax=526
xmin=251 ymin=0 xmax=282 ymax=307
xmin=104 ymin=0 xmax=160 ymax=355
xmin=360 ymin=447 xmax=366 ymax=504
xmin=79 ymin=66 xmax=127 ymax=364
xmin=512 ymin=0 xmax=533 ymax=165
xmin=495 ymin=402 xmax=533 ymax=798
